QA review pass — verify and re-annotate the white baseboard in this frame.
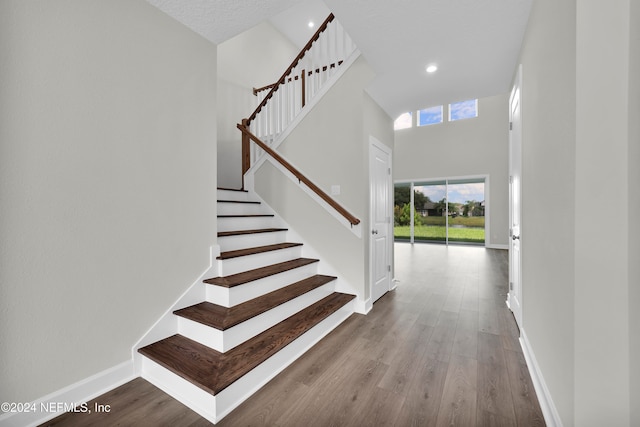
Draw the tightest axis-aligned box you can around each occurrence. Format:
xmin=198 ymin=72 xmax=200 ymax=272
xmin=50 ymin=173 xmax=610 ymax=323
xmin=0 ymin=361 xmax=135 ymax=427
xmin=520 ymin=329 xmax=563 ymax=427
xmin=354 ymin=297 xmax=371 ymax=315
xmin=486 ymin=243 xmax=509 ymax=250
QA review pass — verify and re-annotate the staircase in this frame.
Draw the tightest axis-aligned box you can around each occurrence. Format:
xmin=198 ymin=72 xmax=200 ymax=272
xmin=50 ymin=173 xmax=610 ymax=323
xmin=137 ymin=188 xmax=356 ymax=423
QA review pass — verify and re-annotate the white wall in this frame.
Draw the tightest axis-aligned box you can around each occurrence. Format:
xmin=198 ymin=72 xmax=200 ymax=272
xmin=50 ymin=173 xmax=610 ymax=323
xmin=517 ymin=0 xmax=638 ymax=424
xmin=254 ymin=56 xmax=392 ymax=303
xmin=0 ymin=0 xmax=217 ymax=406
xmin=516 ymin=0 xmax=577 ymax=423
xmin=629 ymin=2 xmax=640 ymax=425
xmin=393 ymin=94 xmax=510 ymax=248
xmin=217 ymin=22 xmax=298 ymax=189
xmin=575 ymin=1 xmax=633 ymax=424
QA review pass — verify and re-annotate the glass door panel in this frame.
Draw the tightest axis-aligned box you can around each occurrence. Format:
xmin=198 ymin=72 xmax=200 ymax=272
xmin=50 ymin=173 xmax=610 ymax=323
xmin=393 ymin=183 xmax=412 ymax=241
xmin=446 ymin=179 xmax=485 ymax=245
xmin=413 ymin=181 xmax=446 ymax=243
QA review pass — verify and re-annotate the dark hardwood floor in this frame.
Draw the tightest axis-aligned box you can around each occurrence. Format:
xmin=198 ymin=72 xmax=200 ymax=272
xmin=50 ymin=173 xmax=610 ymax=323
xmin=42 ymin=243 xmax=545 ymax=427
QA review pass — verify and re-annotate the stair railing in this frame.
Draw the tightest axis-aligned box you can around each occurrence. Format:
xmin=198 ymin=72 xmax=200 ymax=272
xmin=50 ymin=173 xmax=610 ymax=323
xmin=242 ymin=13 xmax=356 ymax=158
xmin=252 ymin=60 xmax=343 ymax=98
xmin=237 ymin=13 xmax=359 ymax=227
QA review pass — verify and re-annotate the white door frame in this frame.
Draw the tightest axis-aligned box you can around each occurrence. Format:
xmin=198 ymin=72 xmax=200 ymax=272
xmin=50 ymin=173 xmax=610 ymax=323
xmin=369 ymin=136 xmax=393 ymax=310
xmin=508 ymin=64 xmax=523 ymax=329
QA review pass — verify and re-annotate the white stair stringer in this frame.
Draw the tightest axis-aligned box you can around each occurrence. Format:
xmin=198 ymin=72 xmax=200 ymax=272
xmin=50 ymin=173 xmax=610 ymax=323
xmin=140 ymin=298 xmax=354 ymax=424
xmin=136 ymin=187 xmax=357 ymax=424
xmin=177 ymin=278 xmax=336 ymax=352
xmin=238 ymin=190 xmax=368 ymax=313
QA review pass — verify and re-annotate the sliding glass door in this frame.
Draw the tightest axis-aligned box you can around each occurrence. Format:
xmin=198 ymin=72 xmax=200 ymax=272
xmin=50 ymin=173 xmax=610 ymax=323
xmin=413 ymin=181 xmax=447 ymax=243
xmin=394 ymin=177 xmax=486 ymax=245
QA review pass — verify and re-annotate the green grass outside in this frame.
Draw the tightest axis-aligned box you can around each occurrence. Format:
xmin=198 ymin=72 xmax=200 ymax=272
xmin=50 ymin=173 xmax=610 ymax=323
xmin=394 ymin=225 xmax=485 ymax=243
xmin=418 ymin=216 xmax=485 ymax=227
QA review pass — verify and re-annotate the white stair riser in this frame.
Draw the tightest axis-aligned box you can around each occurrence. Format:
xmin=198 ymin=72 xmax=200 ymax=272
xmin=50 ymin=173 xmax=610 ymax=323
xmin=206 ymin=263 xmax=319 ymax=307
xmin=218 ymin=246 xmax=302 ymax=276
xmin=141 ymin=299 xmax=354 ymax=424
xmin=217 ymin=190 xmax=250 ymax=202
xmin=217 ymin=216 xmax=276 ymax=232
xmin=217 ymin=202 xmax=268 ymax=216
xmin=141 ymin=357 xmax=217 ymax=424
xmin=177 ymin=281 xmax=335 ymax=352
xmin=218 ymin=231 xmax=288 ymax=252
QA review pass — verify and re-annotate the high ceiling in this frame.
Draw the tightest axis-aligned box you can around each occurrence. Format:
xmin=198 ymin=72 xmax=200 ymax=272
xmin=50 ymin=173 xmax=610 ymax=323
xmin=147 ymin=0 xmax=533 ymax=119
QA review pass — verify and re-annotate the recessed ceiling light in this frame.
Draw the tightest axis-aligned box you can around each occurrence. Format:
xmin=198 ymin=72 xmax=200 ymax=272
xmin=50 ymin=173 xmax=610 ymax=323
xmin=426 ymin=65 xmax=438 ymax=73
xmin=308 ymin=21 xmax=315 ymax=28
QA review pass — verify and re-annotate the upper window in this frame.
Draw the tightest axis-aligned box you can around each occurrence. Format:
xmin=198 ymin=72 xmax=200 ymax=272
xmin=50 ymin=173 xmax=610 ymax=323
xmin=417 ymin=106 xmax=443 ymax=126
xmin=394 ymin=112 xmax=413 ymax=130
xmin=449 ymin=99 xmax=478 ymax=121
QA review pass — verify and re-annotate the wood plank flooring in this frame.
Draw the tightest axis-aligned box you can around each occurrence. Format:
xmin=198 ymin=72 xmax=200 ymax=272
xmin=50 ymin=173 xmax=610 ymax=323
xmin=42 ymin=243 xmax=545 ymax=427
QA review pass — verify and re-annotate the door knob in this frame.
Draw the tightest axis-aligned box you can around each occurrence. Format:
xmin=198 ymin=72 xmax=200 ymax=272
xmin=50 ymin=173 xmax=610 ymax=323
xmin=512 ymin=235 xmax=520 ymax=240
xmin=372 ymin=229 xmax=378 ymax=235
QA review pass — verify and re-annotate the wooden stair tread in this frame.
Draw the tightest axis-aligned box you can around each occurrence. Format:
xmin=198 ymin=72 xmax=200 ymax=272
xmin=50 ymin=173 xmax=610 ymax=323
xmin=217 ymin=187 xmax=247 ymax=192
xmin=204 ymin=258 xmax=319 ymax=288
xmin=139 ymin=292 xmax=355 ymax=395
xmin=174 ymin=274 xmax=337 ymax=330
xmin=218 ymin=228 xmax=287 ymax=237
xmin=217 ymin=214 xmax=274 ymax=218
xmin=217 ymin=242 xmax=303 ymax=260
xmin=217 ymin=199 xmax=260 ymax=204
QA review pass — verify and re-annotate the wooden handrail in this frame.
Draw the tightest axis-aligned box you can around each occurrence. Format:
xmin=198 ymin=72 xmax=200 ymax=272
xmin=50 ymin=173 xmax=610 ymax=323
xmin=252 ymin=83 xmax=276 ymax=96
xmin=237 ymin=123 xmax=360 ymax=226
xmin=246 ymin=13 xmax=335 ymax=125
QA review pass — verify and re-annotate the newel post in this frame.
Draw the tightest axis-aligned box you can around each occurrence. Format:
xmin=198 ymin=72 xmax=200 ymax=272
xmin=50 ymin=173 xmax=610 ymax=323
xmin=241 ymin=118 xmax=250 ymax=189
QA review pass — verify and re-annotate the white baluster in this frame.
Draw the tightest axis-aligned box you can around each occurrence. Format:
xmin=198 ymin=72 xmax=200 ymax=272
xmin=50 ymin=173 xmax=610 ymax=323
xmin=274 ymin=89 xmax=279 ymax=140
xmin=330 ymin=21 xmax=338 ymax=78
xmin=242 ymin=15 xmax=357 ymax=152
xmin=266 ymin=97 xmax=273 ymax=143
xmin=277 ymin=83 xmax=282 ymax=137
xmin=282 ymin=81 xmax=287 ymax=133
xmin=255 ymin=112 xmax=261 ymax=140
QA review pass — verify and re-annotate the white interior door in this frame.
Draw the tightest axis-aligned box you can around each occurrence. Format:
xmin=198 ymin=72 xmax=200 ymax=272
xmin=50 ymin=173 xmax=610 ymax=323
xmin=370 ymin=139 xmax=392 ymax=303
xmin=508 ymin=65 xmax=523 ymax=330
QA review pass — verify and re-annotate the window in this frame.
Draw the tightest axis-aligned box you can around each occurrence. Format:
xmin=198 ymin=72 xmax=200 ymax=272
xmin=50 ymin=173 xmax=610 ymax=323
xmin=417 ymin=105 xmax=443 ymax=126
xmin=449 ymin=99 xmax=478 ymax=121
xmin=394 ymin=112 xmax=412 ymax=130
xmin=394 ymin=177 xmax=487 ymax=246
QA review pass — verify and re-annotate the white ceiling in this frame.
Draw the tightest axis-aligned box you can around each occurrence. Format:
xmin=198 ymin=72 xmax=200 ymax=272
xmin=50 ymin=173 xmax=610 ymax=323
xmin=148 ymin=0 xmax=533 ymax=119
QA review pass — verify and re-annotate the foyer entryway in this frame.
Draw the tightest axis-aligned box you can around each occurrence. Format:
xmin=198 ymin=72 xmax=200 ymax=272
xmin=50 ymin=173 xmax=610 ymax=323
xmin=43 ymin=244 xmax=545 ymax=426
